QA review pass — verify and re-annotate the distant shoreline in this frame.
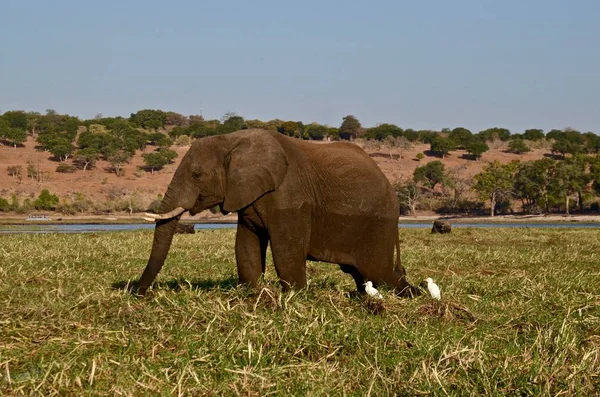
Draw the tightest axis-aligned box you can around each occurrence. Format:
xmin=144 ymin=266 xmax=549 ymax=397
xmin=1 ymin=212 xmax=599 ymax=225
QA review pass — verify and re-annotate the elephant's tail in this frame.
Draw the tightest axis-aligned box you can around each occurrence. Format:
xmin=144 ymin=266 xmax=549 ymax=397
xmin=395 ymin=231 xmax=406 ymax=276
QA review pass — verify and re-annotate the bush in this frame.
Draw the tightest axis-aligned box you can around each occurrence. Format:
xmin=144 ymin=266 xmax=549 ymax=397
xmin=148 ymin=199 xmax=162 ymax=213
xmin=57 ymin=193 xmax=93 ymax=214
xmin=56 ymin=163 xmax=77 ymax=173
xmin=465 ymin=139 xmax=489 ymax=160
xmin=0 ymin=197 xmax=9 ymax=212
xmin=174 ymin=135 xmax=192 ymax=146
xmin=16 ymin=198 xmax=32 ymax=214
xmin=508 ymin=139 xmax=531 ymax=154
xmin=34 ymin=189 xmax=59 ymax=211
xmin=415 ymin=153 xmax=424 ymax=161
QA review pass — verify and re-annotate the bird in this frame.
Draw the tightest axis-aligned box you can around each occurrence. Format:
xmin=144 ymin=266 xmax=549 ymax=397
xmin=364 ymin=281 xmax=383 ymax=299
xmin=425 ymin=278 xmax=441 ymax=300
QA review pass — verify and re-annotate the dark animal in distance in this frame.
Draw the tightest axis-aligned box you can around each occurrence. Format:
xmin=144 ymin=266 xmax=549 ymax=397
xmin=174 ymin=223 xmax=195 ymax=234
xmin=432 ymin=220 xmax=452 ymax=234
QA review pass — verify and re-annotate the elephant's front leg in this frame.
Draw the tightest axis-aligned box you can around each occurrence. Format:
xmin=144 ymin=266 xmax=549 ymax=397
xmin=235 ymin=223 xmax=268 ymax=287
xmin=267 ymin=207 xmax=311 ymax=291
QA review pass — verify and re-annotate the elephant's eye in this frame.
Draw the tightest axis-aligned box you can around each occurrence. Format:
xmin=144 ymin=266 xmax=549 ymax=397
xmin=192 ymin=170 xmax=202 ymax=181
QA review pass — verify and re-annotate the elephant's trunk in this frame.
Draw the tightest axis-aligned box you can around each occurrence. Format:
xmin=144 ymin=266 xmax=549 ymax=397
xmin=136 ymin=193 xmax=184 ymax=295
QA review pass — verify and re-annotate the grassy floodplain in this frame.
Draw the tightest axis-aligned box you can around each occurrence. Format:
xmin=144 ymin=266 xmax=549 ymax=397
xmin=0 ymin=228 xmax=599 ymax=395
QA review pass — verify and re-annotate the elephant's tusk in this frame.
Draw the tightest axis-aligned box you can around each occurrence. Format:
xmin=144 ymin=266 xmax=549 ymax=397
xmin=143 ymin=217 xmax=157 ymax=222
xmin=144 ymin=206 xmax=186 ymax=221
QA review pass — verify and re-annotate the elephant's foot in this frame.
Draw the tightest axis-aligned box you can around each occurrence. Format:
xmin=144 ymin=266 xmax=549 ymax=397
xmin=339 ymin=264 xmax=366 ymax=292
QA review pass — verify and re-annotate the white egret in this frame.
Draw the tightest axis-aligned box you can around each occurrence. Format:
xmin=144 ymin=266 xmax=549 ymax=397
xmin=364 ymin=281 xmax=383 ymax=299
xmin=425 ymin=278 xmax=441 ymax=300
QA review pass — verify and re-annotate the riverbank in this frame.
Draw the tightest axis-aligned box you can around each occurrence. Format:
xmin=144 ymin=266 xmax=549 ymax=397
xmin=400 ymin=213 xmax=600 ymax=224
xmin=1 ymin=211 xmax=600 ymax=225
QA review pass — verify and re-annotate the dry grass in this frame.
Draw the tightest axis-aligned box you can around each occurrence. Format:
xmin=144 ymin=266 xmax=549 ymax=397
xmin=1 ymin=228 xmax=599 ymax=395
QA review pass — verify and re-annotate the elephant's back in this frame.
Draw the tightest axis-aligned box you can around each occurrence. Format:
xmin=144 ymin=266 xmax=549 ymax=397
xmin=298 ymin=141 xmax=398 ymax=219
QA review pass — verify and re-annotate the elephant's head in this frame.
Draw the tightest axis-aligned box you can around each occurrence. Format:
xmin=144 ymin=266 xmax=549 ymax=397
xmin=136 ymin=129 xmax=288 ymax=294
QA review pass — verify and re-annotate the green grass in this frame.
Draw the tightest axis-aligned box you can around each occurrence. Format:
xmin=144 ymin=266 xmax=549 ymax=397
xmin=1 ymin=228 xmax=599 ymax=395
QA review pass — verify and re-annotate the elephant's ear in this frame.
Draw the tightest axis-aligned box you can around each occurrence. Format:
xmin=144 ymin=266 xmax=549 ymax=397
xmin=222 ymin=132 xmax=289 ymax=212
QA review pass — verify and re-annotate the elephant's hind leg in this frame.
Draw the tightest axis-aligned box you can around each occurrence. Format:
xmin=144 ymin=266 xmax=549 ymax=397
xmin=339 ymin=264 xmax=366 ymax=293
xmin=235 ymin=223 xmax=268 ymax=287
xmin=380 ymin=269 xmax=419 ymax=297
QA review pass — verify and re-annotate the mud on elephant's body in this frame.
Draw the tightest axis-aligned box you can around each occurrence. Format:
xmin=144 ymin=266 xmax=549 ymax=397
xmin=138 ymin=129 xmax=418 ymax=296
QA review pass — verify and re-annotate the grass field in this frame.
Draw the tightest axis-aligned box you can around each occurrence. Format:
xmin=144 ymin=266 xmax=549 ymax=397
xmin=1 ymin=228 xmax=599 ymax=395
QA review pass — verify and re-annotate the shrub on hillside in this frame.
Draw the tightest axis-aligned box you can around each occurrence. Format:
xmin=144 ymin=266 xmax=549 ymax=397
xmin=34 ymin=189 xmax=59 ymax=211
xmin=16 ymin=198 xmax=32 ymax=214
xmin=508 ymin=139 xmax=531 ymax=154
xmin=0 ymin=197 xmax=10 ymax=212
xmin=56 ymin=163 xmax=77 ymax=173
xmin=148 ymin=199 xmax=162 ymax=213
xmin=57 ymin=193 xmax=93 ymax=214
xmin=174 ymin=135 xmax=192 ymax=146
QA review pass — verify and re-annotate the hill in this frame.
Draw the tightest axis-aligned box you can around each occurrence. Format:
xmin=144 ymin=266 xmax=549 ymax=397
xmin=0 ymin=135 xmax=550 ymax=216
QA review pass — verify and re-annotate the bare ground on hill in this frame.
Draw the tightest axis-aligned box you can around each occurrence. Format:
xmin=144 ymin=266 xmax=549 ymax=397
xmin=0 ymin=136 xmax=556 ymax=219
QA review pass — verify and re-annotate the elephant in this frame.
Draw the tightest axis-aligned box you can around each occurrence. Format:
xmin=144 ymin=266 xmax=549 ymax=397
xmin=138 ymin=129 xmax=418 ymax=296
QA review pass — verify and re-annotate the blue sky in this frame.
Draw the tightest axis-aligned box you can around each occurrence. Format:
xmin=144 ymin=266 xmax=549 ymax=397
xmin=1 ymin=0 xmax=598 ymax=133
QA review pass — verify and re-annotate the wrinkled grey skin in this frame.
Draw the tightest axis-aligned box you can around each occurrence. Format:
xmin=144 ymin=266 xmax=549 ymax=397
xmin=136 ymin=129 xmax=417 ymax=296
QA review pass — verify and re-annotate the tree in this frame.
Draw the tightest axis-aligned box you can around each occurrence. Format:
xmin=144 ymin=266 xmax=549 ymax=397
xmin=430 ymin=136 xmax=455 ymax=158
xmin=142 ymin=148 xmax=177 ymax=173
xmin=129 ymin=109 xmax=167 ymax=130
xmin=56 ymin=163 xmax=77 ymax=173
xmin=477 ymin=127 xmax=511 ymax=142
xmin=523 ymin=129 xmax=544 ymax=141
xmin=583 ymin=132 xmax=600 ymax=154
xmin=448 ymin=127 xmax=473 ymax=148
xmin=440 ymin=165 xmax=473 ymax=212
xmin=464 ymin=139 xmax=489 ymax=160
xmin=158 ymin=148 xmax=178 ymax=163
xmin=473 ymin=161 xmax=519 ymax=216
xmin=7 ymin=165 xmax=23 ymax=182
xmin=413 ymin=161 xmax=446 ymax=190
xmin=305 ymin=124 xmax=327 ymax=140
xmin=507 ymin=139 xmax=531 ymax=154
xmin=326 ymin=127 xmax=340 ymax=141
xmin=416 ymin=130 xmax=435 ymax=143
xmin=548 ymin=156 xmax=590 ymax=214
xmin=168 ymin=126 xmax=189 ymax=138
xmin=142 ymin=152 xmax=168 ymax=173
xmin=188 ymin=114 xmax=205 ymax=124
xmin=395 ymin=180 xmax=422 ymax=215
xmin=278 ymin=121 xmax=303 ymax=138
xmin=219 ymin=113 xmax=245 ymax=134
xmin=148 ymin=132 xmax=173 ymax=148
xmin=2 ymin=110 xmax=28 ymax=130
xmin=591 ymin=157 xmax=600 ymax=198
xmin=165 ymin=111 xmax=188 ymax=127
xmin=48 ymin=138 xmax=75 ymax=161
xmin=34 ymin=189 xmax=59 ymax=210
xmin=339 ymin=115 xmax=361 ymax=140
xmin=0 ymin=119 xmax=27 ymax=147
xmin=551 ymin=139 xmax=582 ymax=158
xmin=366 ymin=123 xmax=403 ymax=141
xmin=73 ymin=147 xmax=100 ymax=171
xmin=107 ymin=150 xmax=132 ymax=176
xmin=0 ymin=197 xmax=9 ymax=212
xmin=514 ymin=159 xmax=554 ymax=213
xmin=383 ymin=136 xmax=411 ymax=160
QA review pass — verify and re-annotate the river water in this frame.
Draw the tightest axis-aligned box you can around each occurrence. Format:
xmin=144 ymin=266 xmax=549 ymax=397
xmin=1 ymin=222 xmax=599 ymax=234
